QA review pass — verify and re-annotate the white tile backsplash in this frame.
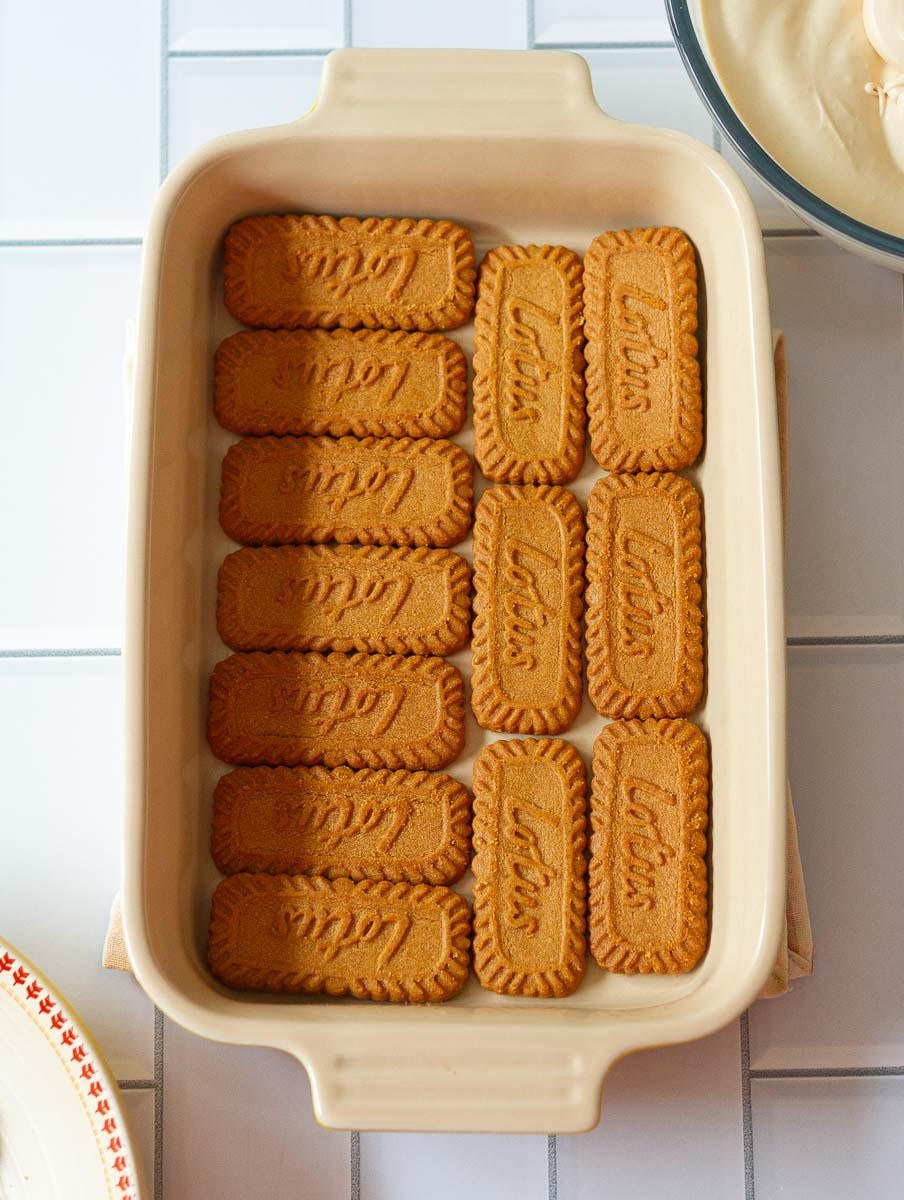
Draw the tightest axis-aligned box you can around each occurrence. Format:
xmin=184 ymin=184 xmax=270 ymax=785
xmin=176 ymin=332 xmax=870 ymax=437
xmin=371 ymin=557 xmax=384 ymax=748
xmin=582 ymin=48 xmax=715 ymax=144
xmin=351 ymin=0 xmax=528 ymax=49
xmin=169 ymin=0 xmax=343 ymax=51
xmin=749 ymin=647 xmax=904 ymax=1068
xmin=0 ymin=0 xmax=159 ymax=239
xmin=766 ymin=239 xmax=904 ymax=637
xmin=163 ymin=1020 xmax=348 ymax=1198
xmin=360 ymin=1132 xmax=546 ymax=1200
xmin=558 ymin=1021 xmax=745 ymax=1199
xmin=167 ymin=55 xmax=325 ymax=168
xmin=0 ymin=246 xmax=138 ymax=650
xmin=534 ymin=0 xmax=673 ymax=46
xmin=752 ymin=1077 xmax=904 ymax=1200
xmin=0 ymin=657 xmax=155 ymax=1077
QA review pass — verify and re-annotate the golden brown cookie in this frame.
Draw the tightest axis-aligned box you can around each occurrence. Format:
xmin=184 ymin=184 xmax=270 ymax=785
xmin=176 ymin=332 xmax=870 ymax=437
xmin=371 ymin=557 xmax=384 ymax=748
xmin=471 ymin=484 xmax=584 ymax=734
xmin=472 ymin=244 xmax=585 ymax=483
xmin=223 ymin=214 xmax=476 ymax=331
xmin=214 ymin=329 xmax=468 ymax=439
xmin=219 ymin=434 xmax=473 ymax=548
xmin=208 ymin=874 xmax=471 ymax=1001
xmin=472 ymin=738 xmax=587 ymax=997
xmin=589 ymin=718 xmax=709 ymax=974
xmin=585 ymin=472 xmax=703 ymax=719
xmin=584 ymin=227 xmax=702 ymax=473
xmin=208 ymin=650 xmax=465 ymax=770
xmin=216 ymin=545 xmax=471 ymax=656
xmin=211 ymin=765 xmax=471 ymax=885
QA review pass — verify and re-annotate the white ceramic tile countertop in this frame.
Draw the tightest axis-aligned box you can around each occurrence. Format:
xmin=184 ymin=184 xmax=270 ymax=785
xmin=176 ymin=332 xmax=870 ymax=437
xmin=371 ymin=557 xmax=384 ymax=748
xmin=1 ymin=2 xmax=902 ymax=1197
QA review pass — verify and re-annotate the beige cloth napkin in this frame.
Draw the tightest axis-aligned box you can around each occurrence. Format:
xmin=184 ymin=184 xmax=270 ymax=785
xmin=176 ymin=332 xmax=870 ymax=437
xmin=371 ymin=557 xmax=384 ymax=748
xmin=760 ymin=332 xmax=814 ymax=998
xmin=104 ymin=334 xmax=814 ymax=998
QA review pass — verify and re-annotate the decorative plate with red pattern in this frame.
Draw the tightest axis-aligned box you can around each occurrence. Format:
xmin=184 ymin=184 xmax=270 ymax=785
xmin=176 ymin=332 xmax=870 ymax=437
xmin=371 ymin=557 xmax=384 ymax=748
xmin=0 ymin=937 xmax=144 ymax=1198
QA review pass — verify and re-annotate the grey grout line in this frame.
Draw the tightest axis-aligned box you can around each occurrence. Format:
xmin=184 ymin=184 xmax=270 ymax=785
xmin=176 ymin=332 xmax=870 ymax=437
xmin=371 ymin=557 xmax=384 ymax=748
xmin=526 ymin=0 xmax=536 ymax=49
xmin=741 ymin=1012 xmax=755 ymax=1200
xmin=751 ymin=1066 xmax=904 ymax=1079
xmin=788 ymin=634 xmax=904 ymax=646
xmin=0 ymin=647 xmax=121 ymax=659
xmin=118 ymin=1078 xmax=156 ymax=1090
xmin=535 ymin=40 xmax=674 ymax=50
xmin=160 ymin=0 xmax=170 ymax=181
xmin=0 ymin=237 xmax=142 ymax=248
xmin=762 ymin=228 xmax=820 ymax=239
xmin=350 ymin=1131 xmax=361 ymax=1200
xmin=154 ymin=1007 xmax=164 ymax=1200
xmin=3 ymin=633 xmax=903 ymax=662
xmin=167 ymin=46 xmax=336 ymax=58
xmin=546 ymin=1134 xmax=558 ymax=1200
xmin=3 ymin=632 xmax=903 ymax=661
xmin=343 ymin=0 xmax=352 ymax=47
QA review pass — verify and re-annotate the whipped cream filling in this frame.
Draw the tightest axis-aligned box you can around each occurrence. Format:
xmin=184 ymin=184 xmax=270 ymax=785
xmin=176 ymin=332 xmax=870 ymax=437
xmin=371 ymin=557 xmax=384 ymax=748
xmin=702 ymin=0 xmax=904 ymax=236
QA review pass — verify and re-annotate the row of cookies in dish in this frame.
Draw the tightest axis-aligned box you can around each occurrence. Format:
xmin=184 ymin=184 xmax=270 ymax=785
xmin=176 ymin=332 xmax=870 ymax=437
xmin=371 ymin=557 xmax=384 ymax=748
xmin=209 ymin=214 xmax=480 ymax=1003
xmin=208 ymin=721 xmax=708 ymax=1000
xmin=210 ymin=461 xmax=701 ymax=763
xmin=465 ymin=222 xmax=708 ymax=994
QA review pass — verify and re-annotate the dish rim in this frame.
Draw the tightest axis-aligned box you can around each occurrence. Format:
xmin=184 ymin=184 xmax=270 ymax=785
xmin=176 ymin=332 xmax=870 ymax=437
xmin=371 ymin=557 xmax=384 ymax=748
xmin=121 ymin=47 xmax=787 ymax=1132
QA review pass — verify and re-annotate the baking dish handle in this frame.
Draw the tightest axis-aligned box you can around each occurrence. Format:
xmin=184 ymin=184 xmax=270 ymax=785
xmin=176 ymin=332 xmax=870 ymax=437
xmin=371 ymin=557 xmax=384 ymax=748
xmin=304 ymin=48 xmax=612 ymax=137
xmin=301 ymin=1035 xmax=614 ymax=1133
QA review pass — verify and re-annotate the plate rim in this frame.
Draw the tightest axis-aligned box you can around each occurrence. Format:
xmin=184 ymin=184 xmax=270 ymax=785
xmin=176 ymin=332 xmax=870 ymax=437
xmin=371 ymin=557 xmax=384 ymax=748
xmin=0 ymin=935 xmax=145 ymax=1200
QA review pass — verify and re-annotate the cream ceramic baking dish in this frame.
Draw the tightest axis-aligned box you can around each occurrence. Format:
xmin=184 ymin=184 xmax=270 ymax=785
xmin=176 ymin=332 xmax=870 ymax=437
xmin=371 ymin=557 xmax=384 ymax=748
xmin=122 ymin=49 xmax=786 ymax=1133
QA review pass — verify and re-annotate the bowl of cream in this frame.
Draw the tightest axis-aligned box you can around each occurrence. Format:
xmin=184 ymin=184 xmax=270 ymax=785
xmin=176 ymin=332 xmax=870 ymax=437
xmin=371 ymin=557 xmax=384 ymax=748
xmin=667 ymin=0 xmax=904 ymax=269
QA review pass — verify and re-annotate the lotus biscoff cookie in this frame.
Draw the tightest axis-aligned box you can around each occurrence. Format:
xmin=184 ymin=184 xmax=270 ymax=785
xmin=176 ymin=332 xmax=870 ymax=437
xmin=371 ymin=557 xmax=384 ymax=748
xmin=208 ymin=874 xmax=471 ymax=1002
xmin=584 ymin=227 xmax=702 ymax=473
xmin=211 ymin=765 xmax=471 ymax=885
xmin=472 ymin=244 xmax=585 ymax=484
xmin=216 ymin=545 xmax=471 ymax=656
xmin=223 ymin=214 xmax=476 ymax=332
xmin=585 ymin=472 xmax=703 ymax=719
xmin=214 ymin=329 xmax=468 ymax=439
xmin=472 ymin=739 xmax=587 ymax=998
xmin=207 ymin=650 xmax=465 ymax=771
xmin=219 ymin=434 xmax=473 ymax=549
xmin=589 ymin=719 xmax=709 ymax=974
xmin=471 ymin=484 xmax=584 ymax=735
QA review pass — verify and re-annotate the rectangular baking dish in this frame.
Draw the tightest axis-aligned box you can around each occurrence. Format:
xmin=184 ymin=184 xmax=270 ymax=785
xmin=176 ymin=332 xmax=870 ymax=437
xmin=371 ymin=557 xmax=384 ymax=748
xmin=122 ymin=48 xmax=786 ymax=1133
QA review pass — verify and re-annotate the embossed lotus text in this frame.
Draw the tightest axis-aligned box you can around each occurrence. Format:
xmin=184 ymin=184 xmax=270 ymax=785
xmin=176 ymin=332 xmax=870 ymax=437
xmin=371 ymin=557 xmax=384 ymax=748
xmin=502 ymin=297 xmax=560 ymax=424
xmin=272 ymin=790 xmax=413 ymax=854
xmin=273 ymin=904 xmax=412 ymax=967
xmin=268 ymin=682 xmax=405 ymax=737
xmin=617 ymin=776 xmax=677 ymax=911
xmin=501 ymin=538 xmax=556 ymax=670
xmin=282 ymin=245 xmax=418 ymax=300
xmin=273 ymin=354 xmax=410 ymax=406
xmin=275 ymin=570 xmax=414 ymax=625
xmin=277 ymin=462 xmax=415 ymax=515
xmin=502 ymin=795 xmax=561 ymax=933
xmin=613 ymin=283 xmax=669 ymax=413
xmin=615 ymin=529 xmax=674 ymax=660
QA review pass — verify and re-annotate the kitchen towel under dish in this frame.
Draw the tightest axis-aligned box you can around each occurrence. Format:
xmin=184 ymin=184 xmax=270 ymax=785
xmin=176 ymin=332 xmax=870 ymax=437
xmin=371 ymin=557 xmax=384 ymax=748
xmin=103 ymin=333 xmax=813 ymax=999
